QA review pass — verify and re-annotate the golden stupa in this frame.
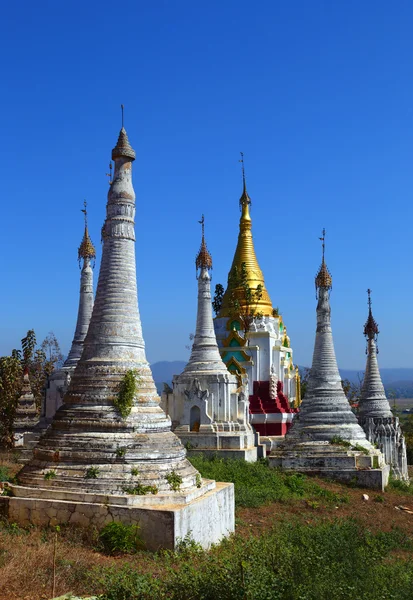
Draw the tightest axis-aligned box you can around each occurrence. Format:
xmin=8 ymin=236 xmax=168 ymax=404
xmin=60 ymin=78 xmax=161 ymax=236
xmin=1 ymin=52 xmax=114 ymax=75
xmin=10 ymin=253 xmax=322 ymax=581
xmin=218 ymin=161 xmax=273 ymax=318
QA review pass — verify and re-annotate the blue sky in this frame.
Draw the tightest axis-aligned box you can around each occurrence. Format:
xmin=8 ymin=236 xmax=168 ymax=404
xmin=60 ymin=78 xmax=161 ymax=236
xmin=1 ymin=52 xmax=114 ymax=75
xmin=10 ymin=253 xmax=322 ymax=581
xmin=0 ymin=1 xmax=412 ymax=369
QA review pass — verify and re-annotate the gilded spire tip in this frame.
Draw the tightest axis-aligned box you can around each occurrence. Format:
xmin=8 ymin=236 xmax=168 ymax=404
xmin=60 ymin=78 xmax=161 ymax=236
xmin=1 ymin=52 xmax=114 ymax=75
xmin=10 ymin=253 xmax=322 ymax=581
xmin=78 ymin=201 xmax=96 ymax=264
xmin=315 ymin=228 xmax=332 ymax=292
xmin=112 ymin=106 xmax=135 ymax=161
xmin=239 ymin=152 xmax=251 ymax=212
xmin=364 ymin=288 xmax=379 ymax=343
xmin=195 ymin=214 xmax=213 ymax=273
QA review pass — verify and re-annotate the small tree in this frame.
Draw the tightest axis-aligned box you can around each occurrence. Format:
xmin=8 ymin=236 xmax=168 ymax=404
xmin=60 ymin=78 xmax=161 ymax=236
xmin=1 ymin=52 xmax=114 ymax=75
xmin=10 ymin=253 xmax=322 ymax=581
xmin=41 ymin=331 xmax=64 ymax=376
xmin=227 ymin=263 xmax=263 ymax=340
xmin=212 ymin=284 xmax=225 ymax=316
xmin=0 ymin=355 xmax=23 ymax=447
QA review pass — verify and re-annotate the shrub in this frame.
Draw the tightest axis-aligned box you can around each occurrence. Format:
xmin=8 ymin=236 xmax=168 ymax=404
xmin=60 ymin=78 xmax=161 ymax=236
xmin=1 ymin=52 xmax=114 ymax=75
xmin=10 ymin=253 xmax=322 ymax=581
xmin=130 ymin=467 xmax=139 ymax=476
xmin=114 ymin=370 xmax=140 ymax=418
xmin=44 ymin=470 xmax=57 ymax=480
xmin=0 ymin=466 xmax=12 ymax=482
xmin=85 ymin=466 xmax=100 ymax=479
xmin=97 ymin=519 xmax=413 ymax=600
xmin=98 ymin=522 xmax=144 ymax=555
xmin=122 ymin=483 xmax=158 ymax=495
xmin=165 ymin=470 xmax=183 ymax=491
xmin=115 ymin=446 xmax=126 ymax=458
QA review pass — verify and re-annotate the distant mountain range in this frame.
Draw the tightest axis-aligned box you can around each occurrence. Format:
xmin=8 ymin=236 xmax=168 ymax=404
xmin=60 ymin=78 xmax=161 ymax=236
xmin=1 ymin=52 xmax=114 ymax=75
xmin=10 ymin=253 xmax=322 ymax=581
xmin=151 ymin=362 xmax=413 ymax=398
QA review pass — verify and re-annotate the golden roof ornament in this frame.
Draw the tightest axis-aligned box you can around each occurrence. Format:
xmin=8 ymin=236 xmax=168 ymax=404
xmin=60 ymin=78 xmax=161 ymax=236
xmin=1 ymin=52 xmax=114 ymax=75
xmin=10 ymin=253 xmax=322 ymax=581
xmin=364 ymin=288 xmax=379 ymax=347
xmin=78 ymin=201 xmax=96 ymax=265
xmin=315 ymin=228 xmax=332 ymax=294
xmin=111 ymin=105 xmax=136 ymax=161
xmin=195 ymin=215 xmax=213 ymax=274
xmin=218 ymin=153 xmax=273 ymax=317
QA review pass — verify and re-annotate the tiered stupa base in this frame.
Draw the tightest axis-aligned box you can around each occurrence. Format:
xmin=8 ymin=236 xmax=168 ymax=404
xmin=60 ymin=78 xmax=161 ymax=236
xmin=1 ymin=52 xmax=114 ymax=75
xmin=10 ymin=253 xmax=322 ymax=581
xmin=1 ymin=479 xmax=234 ymax=550
xmin=269 ymin=442 xmax=390 ymax=490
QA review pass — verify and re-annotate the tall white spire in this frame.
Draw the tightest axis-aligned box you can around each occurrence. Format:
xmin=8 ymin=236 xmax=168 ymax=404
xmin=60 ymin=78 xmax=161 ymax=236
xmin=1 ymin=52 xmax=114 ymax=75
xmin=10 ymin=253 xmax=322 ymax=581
xmin=358 ymin=290 xmax=408 ymax=480
xmin=293 ymin=234 xmax=369 ymax=443
xmin=64 ymin=202 xmax=96 ymax=368
xmin=20 ymin=123 xmax=201 ymax=494
xmin=183 ymin=216 xmax=229 ymax=375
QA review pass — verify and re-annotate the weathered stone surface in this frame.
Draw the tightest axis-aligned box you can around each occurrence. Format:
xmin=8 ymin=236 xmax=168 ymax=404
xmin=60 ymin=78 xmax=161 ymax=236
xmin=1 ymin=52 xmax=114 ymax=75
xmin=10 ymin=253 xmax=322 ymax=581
xmin=269 ymin=248 xmax=388 ymax=490
xmin=15 ymin=125 xmax=235 ymax=544
xmin=5 ymin=481 xmax=234 ymax=550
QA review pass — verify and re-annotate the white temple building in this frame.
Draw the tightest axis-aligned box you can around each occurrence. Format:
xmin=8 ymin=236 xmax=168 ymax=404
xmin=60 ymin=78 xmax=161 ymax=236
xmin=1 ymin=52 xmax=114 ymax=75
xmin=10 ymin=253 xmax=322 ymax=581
xmin=44 ymin=204 xmax=96 ymax=422
xmin=161 ymin=218 xmax=259 ymax=461
xmin=357 ymin=290 xmax=408 ymax=481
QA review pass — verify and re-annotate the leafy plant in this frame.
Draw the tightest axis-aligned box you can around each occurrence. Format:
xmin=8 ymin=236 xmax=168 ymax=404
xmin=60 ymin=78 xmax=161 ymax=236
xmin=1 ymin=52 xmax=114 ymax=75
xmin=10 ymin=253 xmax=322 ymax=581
xmin=98 ymin=522 xmax=144 ymax=555
xmin=122 ymin=483 xmax=158 ymax=495
xmin=85 ymin=466 xmax=100 ymax=479
xmin=115 ymin=446 xmax=126 ymax=458
xmin=44 ymin=470 xmax=57 ymax=480
xmin=330 ymin=436 xmax=352 ymax=448
xmin=212 ymin=283 xmax=225 ymax=316
xmin=114 ymin=370 xmax=140 ymax=418
xmin=130 ymin=467 xmax=139 ymax=476
xmin=166 ymin=470 xmax=183 ymax=492
xmin=195 ymin=473 xmax=202 ymax=488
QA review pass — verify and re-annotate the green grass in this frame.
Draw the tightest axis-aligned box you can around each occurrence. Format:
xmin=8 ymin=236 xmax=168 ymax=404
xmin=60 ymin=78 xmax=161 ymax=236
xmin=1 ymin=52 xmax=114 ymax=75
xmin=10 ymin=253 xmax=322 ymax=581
xmin=96 ymin=519 xmax=413 ymax=600
xmin=0 ymin=466 xmax=12 ymax=482
xmin=188 ymin=455 xmax=348 ymax=507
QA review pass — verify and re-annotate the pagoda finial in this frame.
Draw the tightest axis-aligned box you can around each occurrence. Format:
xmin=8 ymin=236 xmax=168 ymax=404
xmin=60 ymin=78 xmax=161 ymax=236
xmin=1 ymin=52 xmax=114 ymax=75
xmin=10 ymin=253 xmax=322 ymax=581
xmin=78 ymin=201 xmax=96 ymax=265
xmin=239 ymin=152 xmax=251 ymax=215
xmin=364 ymin=288 xmax=379 ymax=350
xmin=315 ymin=228 xmax=332 ymax=295
xmin=112 ymin=106 xmax=135 ymax=161
xmin=195 ymin=214 xmax=213 ymax=275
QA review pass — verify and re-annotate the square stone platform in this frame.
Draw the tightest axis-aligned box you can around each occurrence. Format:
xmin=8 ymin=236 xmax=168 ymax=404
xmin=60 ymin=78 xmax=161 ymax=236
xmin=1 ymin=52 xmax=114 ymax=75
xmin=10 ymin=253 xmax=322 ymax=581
xmin=0 ymin=480 xmax=234 ymax=551
xmin=269 ymin=445 xmax=390 ymax=491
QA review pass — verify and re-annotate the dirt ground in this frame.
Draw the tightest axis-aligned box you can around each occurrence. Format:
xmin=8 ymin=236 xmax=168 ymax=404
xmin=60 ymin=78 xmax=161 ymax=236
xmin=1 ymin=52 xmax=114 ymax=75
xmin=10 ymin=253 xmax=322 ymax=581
xmin=1 ymin=454 xmax=413 ymax=600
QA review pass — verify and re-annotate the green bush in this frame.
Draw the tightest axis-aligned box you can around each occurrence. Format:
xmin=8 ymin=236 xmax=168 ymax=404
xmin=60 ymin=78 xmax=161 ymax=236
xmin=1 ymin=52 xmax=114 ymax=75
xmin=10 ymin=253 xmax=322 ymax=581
xmin=165 ymin=470 xmax=183 ymax=491
xmin=86 ymin=466 xmax=100 ymax=479
xmin=0 ymin=466 xmax=12 ymax=482
xmin=97 ymin=519 xmax=413 ymax=600
xmin=114 ymin=370 xmax=140 ymax=418
xmin=98 ymin=522 xmax=144 ymax=555
xmin=188 ymin=456 xmax=348 ymax=508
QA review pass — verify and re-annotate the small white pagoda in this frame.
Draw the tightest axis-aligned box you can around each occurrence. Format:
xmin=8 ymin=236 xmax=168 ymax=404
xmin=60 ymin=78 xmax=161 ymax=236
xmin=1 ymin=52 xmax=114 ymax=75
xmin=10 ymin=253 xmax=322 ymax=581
xmin=161 ymin=218 xmax=259 ymax=461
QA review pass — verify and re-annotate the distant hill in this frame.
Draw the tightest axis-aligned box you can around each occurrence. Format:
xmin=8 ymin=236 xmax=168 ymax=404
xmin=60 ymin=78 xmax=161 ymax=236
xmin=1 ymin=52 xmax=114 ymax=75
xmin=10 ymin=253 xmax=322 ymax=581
xmin=151 ymin=361 xmax=186 ymax=394
xmin=152 ymin=362 xmax=413 ymax=398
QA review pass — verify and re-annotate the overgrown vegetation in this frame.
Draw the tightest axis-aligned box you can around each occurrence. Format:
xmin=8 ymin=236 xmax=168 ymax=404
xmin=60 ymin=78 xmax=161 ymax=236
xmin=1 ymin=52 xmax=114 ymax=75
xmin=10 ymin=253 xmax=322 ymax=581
xmin=165 ymin=470 xmax=183 ymax=492
xmin=85 ymin=466 xmax=100 ymax=479
xmin=114 ymin=370 xmax=140 ymax=418
xmin=98 ymin=522 xmax=144 ymax=555
xmin=0 ymin=329 xmax=63 ymax=447
xmin=189 ymin=456 xmax=349 ymax=507
xmin=96 ymin=519 xmax=413 ymax=600
xmin=122 ymin=483 xmax=158 ymax=496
